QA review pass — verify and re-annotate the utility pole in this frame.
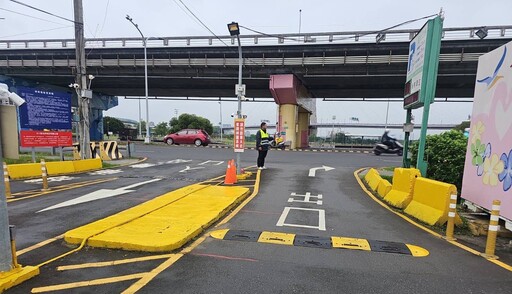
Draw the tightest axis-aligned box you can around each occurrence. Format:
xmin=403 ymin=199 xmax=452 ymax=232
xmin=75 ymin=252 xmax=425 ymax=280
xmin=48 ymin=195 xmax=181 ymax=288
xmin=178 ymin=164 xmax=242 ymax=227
xmin=0 ymin=123 xmax=13 ymax=272
xmin=74 ymin=0 xmax=90 ymax=158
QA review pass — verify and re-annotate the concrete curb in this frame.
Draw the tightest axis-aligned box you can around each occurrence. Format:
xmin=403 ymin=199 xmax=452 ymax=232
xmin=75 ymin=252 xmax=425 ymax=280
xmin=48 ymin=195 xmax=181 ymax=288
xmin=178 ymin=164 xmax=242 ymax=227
xmin=0 ymin=266 xmax=40 ymax=292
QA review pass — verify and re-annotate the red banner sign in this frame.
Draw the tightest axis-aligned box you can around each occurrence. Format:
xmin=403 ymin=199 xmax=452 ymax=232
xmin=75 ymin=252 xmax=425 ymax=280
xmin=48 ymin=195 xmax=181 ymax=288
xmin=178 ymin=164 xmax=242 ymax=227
xmin=234 ymin=119 xmax=245 ymax=152
xmin=20 ymin=130 xmax=73 ymax=147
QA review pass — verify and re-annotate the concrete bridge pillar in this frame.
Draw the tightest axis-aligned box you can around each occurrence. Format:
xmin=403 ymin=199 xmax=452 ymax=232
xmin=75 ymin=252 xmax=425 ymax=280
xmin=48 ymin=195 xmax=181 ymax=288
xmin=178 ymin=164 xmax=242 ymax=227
xmin=269 ymin=74 xmax=316 ymax=149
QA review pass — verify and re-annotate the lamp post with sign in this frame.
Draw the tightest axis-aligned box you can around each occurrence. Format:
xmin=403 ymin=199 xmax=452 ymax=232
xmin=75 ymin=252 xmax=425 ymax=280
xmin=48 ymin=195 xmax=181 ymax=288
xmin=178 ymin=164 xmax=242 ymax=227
xmin=227 ymin=22 xmax=244 ymax=174
xmin=403 ymin=13 xmax=443 ymax=175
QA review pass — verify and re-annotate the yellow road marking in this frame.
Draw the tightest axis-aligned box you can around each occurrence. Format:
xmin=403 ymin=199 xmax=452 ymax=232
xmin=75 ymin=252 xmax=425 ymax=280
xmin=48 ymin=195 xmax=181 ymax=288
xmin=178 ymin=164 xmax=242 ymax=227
xmin=354 ymin=168 xmax=512 ymax=272
xmin=31 ymin=273 xmax=146 ymax=293
xmin=210 ymin=229 xmax=229 ymax=240
xmin=120 ymin=255 xmax=183 ymax=294
xmin=57 ymin=254 xmax=173 ymax=271
xmin=7 ymin=177 xmax=118 ymax=203
xmin=216 ymin=170 xmax=261 ymax=227
xmin=122 ymin=169 xmax=261 ymax=293
xmin=331 ymin=236 xmax=371 ymax=251
xmin=17 ymin=235 xmax=64 ymax=256
xmin=258 ymin=231 xmax=295 ymax=245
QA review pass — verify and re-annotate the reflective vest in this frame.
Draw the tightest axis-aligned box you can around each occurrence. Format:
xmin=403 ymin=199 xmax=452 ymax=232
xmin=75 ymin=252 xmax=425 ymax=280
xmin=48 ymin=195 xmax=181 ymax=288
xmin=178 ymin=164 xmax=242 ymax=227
xmin=259 ymin=130 xmax=270 ymax=146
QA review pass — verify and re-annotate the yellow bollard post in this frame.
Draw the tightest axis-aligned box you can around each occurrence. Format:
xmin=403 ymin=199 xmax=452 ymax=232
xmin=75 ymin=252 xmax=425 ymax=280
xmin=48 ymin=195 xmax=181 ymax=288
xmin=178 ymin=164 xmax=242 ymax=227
xmin=9 ymin=225 xmax=20 ymax=268
xmin=41 ymin=159 xmax=49 ymax=191
xmin=444 ymin=193 xmax=457 ymax=241
xmin=3 ymin=161 xmax=13 ymax=199
xmin=481 ymin=200 xmax=501 ymax=259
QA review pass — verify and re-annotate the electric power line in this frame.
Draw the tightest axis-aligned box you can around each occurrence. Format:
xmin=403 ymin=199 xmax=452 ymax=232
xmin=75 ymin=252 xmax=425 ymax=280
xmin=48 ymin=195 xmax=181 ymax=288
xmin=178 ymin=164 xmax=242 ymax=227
xmin=9 ymin=0 xmax=78 ymax=24
xmin=0 ymin=7 xmax=66 ymax=25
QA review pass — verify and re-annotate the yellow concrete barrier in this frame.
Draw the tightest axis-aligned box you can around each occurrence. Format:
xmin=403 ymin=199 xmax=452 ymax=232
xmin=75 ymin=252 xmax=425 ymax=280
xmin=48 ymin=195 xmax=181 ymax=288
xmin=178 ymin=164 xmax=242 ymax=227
xmin=364 ymin=168 xmax=381 ymax=191
xmin=73 ymin=158 xmax=102 ymax=173
xmin=46 ymin=161 xmax=75 ymax=176
xmin=383 ymin=168 xmax=421 ymax=209
xmin=6 ymin=163 xmax=40 ymax=180
xmin=377 ymin=179 xmax=392 ymax=198
xmin=404 ymin=177 xmax=460 ymax=226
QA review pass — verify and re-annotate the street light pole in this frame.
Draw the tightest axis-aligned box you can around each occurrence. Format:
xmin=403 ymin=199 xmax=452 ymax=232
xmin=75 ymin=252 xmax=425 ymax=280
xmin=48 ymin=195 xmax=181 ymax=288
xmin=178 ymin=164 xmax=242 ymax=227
xmin=126 ymin=15 xmax=150 ymax=144
xmin=228 ymin=22 xmax=243 ymax=174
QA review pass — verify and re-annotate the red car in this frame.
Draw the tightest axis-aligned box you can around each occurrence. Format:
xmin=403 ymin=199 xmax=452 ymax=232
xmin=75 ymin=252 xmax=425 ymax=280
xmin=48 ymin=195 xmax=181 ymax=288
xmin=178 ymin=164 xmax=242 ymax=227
xmin=164 ymin=129 xmax=211 ymax=147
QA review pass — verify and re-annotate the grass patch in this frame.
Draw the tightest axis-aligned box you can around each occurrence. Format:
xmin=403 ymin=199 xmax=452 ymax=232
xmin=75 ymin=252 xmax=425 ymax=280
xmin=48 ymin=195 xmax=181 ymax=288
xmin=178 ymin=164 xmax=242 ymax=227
xmin=4 ymin=153 xmax=72 ymax=165
xmin=102 ymin=162 xmax=119 ymax=169
xmin=381 ymin=166 xmax=398 ymax=172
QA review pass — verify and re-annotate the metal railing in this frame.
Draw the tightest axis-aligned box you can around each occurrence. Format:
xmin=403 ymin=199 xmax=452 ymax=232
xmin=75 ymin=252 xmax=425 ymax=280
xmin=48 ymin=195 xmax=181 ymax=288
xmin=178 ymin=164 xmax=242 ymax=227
xmin=1 ymin=26 xmax=511 ymax=50
xmin=0 ymin=52 xmax=484 ymax=68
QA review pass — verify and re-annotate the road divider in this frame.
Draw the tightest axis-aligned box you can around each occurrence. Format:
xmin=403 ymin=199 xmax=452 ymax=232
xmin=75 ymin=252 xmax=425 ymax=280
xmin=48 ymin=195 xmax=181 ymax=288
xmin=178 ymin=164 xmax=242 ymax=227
xmin=404 ymin=177 xmax=462 ymax=226
xmin=383 ymin=168 xmax=421 ymax=209
xmin=6 ymin=158 xmax=102 ymax=180
xmin=64 ymin=184 xmax=250 ymax=252
xmin=210 ymin=229 xmax=429 ymax=257
xmin=363 ymin=168 xmax=381 ymax=191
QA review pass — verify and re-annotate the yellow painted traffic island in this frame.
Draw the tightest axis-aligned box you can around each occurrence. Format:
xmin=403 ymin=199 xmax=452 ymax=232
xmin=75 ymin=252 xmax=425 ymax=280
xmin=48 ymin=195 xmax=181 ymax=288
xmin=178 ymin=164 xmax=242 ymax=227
xmin=65 ymin=184 xmax=249 ymax=252
xmin=0 ymin=266 xmax=40 ymax=292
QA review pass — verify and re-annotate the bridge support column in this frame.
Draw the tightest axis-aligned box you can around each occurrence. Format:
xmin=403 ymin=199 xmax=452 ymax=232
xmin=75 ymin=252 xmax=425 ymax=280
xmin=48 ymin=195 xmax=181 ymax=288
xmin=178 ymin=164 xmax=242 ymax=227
xmin=270 ymin=74 xmax=315 ymax=149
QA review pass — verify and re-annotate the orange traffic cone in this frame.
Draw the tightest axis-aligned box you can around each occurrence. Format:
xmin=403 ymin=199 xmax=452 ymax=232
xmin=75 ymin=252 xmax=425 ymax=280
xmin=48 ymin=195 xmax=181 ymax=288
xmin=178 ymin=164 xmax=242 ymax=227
xmin=224 ymin=159 xmax=237 ymax=185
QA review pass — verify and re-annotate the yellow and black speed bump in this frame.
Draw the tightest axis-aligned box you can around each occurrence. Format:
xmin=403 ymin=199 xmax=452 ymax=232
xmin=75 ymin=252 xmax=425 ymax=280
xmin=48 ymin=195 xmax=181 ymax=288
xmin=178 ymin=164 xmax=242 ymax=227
xmin=210 ymin=229 xmax=429 ymax=257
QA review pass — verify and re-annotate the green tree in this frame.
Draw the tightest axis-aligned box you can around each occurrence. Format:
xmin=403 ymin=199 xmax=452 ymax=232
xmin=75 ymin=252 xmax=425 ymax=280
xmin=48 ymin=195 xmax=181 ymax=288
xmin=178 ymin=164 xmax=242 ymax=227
xmin=103 ymin=117 xmax=125 ymax=135
xmin=410 ymin=130 xmax=468 ymax=193
xmin=169 ymin=114 xmax=213 ymax=135
xmin=453 ymin=121 xmax=470 ymax=132
xmin=153 ymin=122 xmax=170 ymax=137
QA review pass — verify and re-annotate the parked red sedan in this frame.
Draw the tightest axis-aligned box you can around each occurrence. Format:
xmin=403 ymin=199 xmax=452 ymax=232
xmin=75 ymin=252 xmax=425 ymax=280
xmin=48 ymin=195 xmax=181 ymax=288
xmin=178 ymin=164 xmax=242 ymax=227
xmin=163 ymin=129 xmax=211 ymax=146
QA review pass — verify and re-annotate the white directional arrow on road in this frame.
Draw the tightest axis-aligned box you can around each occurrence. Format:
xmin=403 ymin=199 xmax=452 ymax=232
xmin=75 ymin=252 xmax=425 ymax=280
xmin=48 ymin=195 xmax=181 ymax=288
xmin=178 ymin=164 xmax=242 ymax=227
xmin=308 ymin=166 xmax=335 ymax=177
xmin=37 ymin=178 xmax=162 ymax=213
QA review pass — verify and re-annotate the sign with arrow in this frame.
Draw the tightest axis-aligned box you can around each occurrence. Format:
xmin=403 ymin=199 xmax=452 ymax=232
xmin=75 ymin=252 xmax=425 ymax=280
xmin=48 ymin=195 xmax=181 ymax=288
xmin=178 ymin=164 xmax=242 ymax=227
xmin=37 ymin=178 xmax=162 ymax=213
xmin=308 ymin=166 xmax=335 ymax=177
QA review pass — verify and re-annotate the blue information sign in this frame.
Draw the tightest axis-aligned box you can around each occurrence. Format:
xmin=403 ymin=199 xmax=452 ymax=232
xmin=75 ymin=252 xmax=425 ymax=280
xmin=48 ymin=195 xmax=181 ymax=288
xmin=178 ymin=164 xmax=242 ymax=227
xmin=18 ymin=87 xmax=72 ymax=130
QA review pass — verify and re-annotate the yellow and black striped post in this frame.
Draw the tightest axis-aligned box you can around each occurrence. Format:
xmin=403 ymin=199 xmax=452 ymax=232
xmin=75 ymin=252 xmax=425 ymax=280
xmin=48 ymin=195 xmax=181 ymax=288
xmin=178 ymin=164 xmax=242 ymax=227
xmin=41 ymin=159 xmax=49 ymax=191
xmin=445 ymin=193 xmax=457 ymax=241
xmin=9 ymin=225 xmax=20 ymax=268
xmin=482 ymin=200 xmax=501 ymax=259
xmin=3 ymin=161 xmax=12 ymax=199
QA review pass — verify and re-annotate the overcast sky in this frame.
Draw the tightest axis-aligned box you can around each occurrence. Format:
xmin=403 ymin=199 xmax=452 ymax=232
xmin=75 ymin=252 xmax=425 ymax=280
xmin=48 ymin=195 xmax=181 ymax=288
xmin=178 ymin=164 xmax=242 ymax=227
xmin=1 ymin=0 xmax=511 ymax=136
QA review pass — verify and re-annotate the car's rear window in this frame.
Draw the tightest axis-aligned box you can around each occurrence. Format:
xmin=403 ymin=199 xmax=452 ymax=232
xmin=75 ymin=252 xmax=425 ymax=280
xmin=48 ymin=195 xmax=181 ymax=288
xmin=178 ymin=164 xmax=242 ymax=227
xmin=201 ymin=130 xmax=209 ymax=136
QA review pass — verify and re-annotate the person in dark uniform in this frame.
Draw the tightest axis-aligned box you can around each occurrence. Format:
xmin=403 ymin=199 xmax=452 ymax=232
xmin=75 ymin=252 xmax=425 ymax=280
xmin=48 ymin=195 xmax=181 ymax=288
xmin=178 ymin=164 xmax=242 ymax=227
xmin=255 ymin=122 xmax=273 ymax=170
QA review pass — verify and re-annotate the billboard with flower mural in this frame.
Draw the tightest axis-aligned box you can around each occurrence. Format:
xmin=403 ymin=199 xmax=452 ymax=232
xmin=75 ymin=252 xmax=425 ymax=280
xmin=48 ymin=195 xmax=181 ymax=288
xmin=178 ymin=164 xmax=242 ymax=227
xmin=462 ymin=41 xmax=512 ymax=220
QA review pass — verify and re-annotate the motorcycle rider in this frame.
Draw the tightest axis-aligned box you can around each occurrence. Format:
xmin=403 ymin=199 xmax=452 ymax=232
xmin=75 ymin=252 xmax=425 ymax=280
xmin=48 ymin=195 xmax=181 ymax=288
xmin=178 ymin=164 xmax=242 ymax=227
xmin=381 ymin=130 xmax=396 ymax=149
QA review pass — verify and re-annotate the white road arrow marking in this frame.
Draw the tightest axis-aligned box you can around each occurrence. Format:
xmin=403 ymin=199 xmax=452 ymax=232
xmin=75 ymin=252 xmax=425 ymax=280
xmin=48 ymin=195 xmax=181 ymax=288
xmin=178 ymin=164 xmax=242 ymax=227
xmin=130 ymin=163 xmax=156 ymax=169
xmin=88 ymin=169 xmax=123 ymax=175
xmin=25 ymin=176 xmax=77 ymax=184
xmin=308 ymin=166 xmax=335 ymax=177
xmin=198 ymin=160 xmax=224 ymax=166
xmin=179 ymin=166 xmax=205 ymax=173
xmin=37 ymin=178 xmax=162 ymax=213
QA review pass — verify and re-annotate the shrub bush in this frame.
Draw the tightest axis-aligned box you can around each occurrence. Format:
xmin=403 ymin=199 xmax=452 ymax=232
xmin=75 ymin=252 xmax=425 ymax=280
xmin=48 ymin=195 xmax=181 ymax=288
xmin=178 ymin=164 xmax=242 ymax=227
xmin=410 ymin=130 xmax=468 ymax=193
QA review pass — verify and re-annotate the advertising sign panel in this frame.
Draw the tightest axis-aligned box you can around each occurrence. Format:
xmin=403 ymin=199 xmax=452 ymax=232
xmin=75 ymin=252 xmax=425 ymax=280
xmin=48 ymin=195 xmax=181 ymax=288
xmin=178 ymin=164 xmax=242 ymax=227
xmin=18 ymin=87 xmax=72 ymax=130
xmin=461 ymin=41 xmax=512 ymax=220
xmin=20 ymin=130 xmax=73 ymax=147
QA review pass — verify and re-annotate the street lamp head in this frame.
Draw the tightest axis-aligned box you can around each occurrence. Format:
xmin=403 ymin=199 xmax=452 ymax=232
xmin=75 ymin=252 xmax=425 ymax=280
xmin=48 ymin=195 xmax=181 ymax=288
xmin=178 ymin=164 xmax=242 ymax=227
xmin=227 ymin=22 xmax=240 ymax=36
xmin=88 ymin=74 xmax=95 ymax=80
xmin=126 ymin=15 xmax=132 ymax=21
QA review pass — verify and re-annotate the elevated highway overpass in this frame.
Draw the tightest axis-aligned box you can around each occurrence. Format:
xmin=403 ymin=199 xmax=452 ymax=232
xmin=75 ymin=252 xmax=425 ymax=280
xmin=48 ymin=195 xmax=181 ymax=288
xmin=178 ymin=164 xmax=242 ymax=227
xmin=1 ymin=26 xmax=511 ymax=100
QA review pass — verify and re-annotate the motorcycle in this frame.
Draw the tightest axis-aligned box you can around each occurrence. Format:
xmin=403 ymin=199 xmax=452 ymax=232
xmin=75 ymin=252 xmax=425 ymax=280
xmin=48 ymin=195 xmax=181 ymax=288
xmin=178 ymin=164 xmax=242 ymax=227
xmin=270 ymin=134 xmax=286 ymax=150
xmin=374 ymin=138 xmax=403 ymax=156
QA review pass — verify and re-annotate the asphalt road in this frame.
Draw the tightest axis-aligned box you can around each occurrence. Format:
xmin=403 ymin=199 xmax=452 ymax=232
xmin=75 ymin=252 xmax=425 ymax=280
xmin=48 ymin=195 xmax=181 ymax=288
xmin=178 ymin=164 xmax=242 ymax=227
xmin=6 ymin=145 xmax=512 ymax=293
